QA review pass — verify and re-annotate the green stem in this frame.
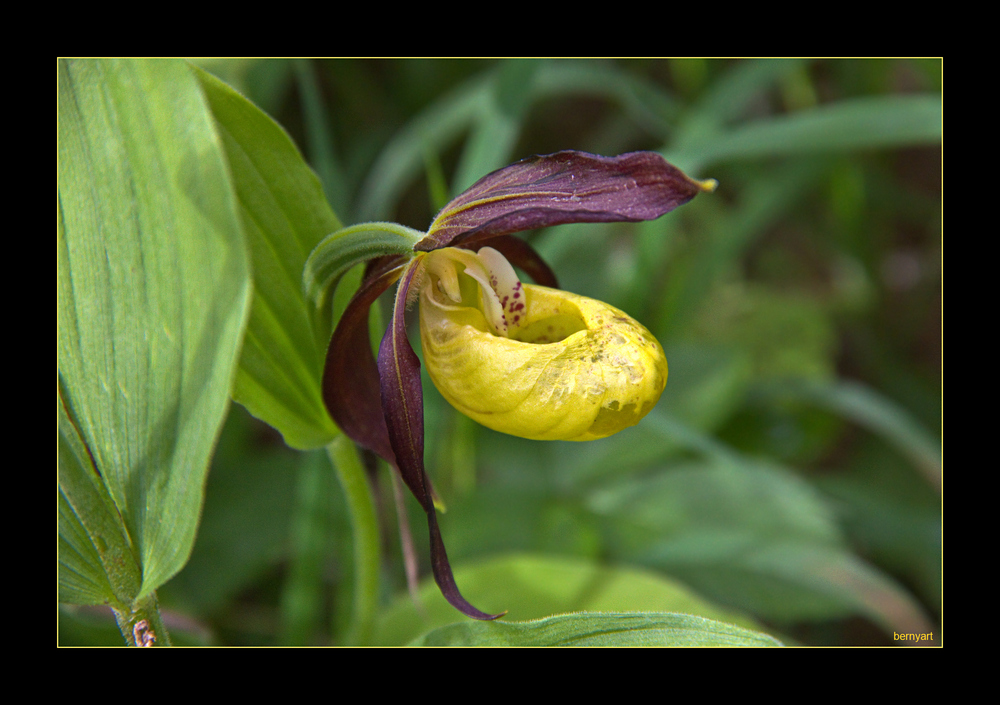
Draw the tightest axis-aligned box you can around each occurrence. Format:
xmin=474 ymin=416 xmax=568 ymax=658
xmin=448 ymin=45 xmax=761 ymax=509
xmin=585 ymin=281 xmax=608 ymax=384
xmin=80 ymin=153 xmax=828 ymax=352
xmin=327 ymin=435 xmax=380 ymax=645
xmin=111 ymin=592 xmax=171 ymax=646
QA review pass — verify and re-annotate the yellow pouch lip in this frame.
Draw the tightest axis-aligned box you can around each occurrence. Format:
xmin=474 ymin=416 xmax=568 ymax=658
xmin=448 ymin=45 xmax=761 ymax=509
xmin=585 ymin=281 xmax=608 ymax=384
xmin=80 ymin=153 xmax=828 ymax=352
xmin=420 ymin=281 xmax=667 ymax=441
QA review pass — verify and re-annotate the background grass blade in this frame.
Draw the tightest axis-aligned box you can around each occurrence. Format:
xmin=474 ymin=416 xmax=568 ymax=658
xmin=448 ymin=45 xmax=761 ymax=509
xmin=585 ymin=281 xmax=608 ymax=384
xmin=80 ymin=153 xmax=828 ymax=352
xmin=766 ymin=380 xmax=942 ymax=490
xmin=671 ymin=94 xmax=942 ymax=173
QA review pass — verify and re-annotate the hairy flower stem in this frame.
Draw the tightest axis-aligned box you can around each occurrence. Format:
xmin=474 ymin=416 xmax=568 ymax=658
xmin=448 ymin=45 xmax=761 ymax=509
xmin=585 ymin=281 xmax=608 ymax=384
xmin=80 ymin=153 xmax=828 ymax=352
xmin=328 ymin=435 xmax=380 ymax=645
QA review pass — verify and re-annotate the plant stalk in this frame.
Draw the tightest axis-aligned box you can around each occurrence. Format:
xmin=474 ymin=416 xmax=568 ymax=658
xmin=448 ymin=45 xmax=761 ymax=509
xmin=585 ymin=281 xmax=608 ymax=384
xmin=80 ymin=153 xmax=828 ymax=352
xmin=327 ymin=435 xmax=380 ymax=645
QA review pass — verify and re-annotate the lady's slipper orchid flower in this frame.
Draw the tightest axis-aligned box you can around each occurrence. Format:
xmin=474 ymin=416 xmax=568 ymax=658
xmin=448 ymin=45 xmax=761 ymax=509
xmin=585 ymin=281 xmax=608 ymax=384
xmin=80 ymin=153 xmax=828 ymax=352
xmin=305 ymin=151 xmax=715 ymax=620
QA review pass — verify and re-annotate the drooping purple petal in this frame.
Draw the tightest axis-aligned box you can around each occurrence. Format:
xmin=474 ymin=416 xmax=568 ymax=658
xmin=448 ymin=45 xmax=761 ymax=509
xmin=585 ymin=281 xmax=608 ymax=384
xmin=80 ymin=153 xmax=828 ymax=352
xmin=427 ymin=510 xmax=505 ymax=621
xmin=322 ymin=255 xmax=408 ymax=462
xmin=377 ymin=258 xmax=504 ymax=621
xmin=416 ymin=151 xmax=714 ymax=251
xmin=377 ymin=260 xmax=428 ymax=508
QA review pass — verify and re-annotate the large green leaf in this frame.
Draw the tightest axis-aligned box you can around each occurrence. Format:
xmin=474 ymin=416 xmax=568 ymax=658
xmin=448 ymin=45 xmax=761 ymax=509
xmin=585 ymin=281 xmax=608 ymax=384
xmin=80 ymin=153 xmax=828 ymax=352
xmin=412 ymin=611 xmax=782 ymax=647
xmin=193 ymin=66 xmax=341 ymax=450
xmin=58 ymin=394 xmax=141 ymax=607
xmin=57 ymin=59 xmax=252 ymax=600
xmin=374 ymin=553 xmax=767 ymax=645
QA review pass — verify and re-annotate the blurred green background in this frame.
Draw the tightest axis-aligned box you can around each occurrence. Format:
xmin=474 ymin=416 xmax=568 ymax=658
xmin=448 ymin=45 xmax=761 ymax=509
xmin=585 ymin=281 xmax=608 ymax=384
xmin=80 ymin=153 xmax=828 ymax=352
xmin=59 ymin=58 xmax=941 ymax=646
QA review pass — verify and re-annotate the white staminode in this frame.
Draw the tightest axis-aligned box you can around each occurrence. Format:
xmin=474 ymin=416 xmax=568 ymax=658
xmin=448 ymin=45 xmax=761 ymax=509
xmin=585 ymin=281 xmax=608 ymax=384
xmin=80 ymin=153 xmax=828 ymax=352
xmin=423 ymin=246 xmax=525 ymax=338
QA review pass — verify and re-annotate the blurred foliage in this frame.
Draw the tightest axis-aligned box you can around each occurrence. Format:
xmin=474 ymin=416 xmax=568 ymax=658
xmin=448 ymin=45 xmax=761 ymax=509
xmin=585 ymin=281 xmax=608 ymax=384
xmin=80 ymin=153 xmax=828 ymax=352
xmin=59 ymin=58 xmax=941 ymax=646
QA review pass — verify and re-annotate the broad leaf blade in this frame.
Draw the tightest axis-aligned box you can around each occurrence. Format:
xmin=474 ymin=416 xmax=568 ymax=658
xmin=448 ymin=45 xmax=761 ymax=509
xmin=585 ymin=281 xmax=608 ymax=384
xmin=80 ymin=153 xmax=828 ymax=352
xmin=57 ymin=59 xmax=252 ymax=599
xmin=57 ymin=392 xmax=143 ymax=606
xmin=194 ymin=65 xmax=342 ymax=450
xmin=375 ymin=553 xmax=767 ymax=645
xmin=58 ymin=488 xmax=116 ymax=606
xmin=412 ymin=612 xmax=782 ymax=647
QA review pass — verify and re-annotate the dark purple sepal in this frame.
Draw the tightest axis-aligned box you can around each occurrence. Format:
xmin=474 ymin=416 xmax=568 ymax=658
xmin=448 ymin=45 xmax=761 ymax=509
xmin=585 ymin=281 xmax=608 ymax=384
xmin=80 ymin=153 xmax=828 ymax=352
xmin=475 ymin=235 xmax=559 ymax=289
xmin=377 ymin=258 xmax=504 ymax=621
xmin=377 ymin=260 xmax=430 ymax=510
xmin=416 ymin=151 xmax=709 ymax=251
xmin=428 ymin=510 xmax=505 ymax=621
xmin=322 ymin=255 xmax=409 ymax=463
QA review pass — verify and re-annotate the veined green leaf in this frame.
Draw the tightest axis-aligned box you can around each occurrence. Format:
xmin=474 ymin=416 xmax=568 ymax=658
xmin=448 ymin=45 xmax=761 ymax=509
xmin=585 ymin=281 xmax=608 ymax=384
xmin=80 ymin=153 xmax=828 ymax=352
xmin=194 ymin=65 xmax=342 ymax=449
xmin=58 ymin=488 xmax=117 ymax=606
xmin=57 ymin=59 xmax=252 ymax=599
xmin=411 ymin=612 xmax=782 ymax=647
xmin=375 ymin=553 xmax=766 ymax=645
xmin=58 ymin=393 xmax=142 ymax=607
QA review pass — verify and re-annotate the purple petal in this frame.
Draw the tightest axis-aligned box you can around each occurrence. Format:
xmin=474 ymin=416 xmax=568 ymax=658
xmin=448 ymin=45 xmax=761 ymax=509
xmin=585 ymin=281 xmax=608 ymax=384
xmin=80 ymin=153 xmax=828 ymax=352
xmin=377 ymin=259 xmax=504 ymax=621
xmin=416 ymin=151 xmax=713 ymax=251
xmin=377 ymin=261 xmax=428 ymax=508
xmin=322 ymin=255 xmax=408 ymax=462
xmin=428 ymin=511 xmax=505 ymax=621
